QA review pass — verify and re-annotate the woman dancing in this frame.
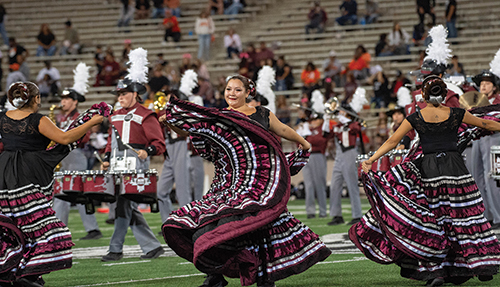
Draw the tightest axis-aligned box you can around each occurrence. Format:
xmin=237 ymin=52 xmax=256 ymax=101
xmin=159 ymin=75 xmax=331 ymax=287
xmin=350 ymin=76 xmax=500 ymax=286
xmin=0 ymin=82 xmax=104 ymax=287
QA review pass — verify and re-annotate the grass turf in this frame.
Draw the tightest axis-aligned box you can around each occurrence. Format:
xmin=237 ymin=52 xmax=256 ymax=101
xmin=41 ymin=198 xmax=500 ymax=286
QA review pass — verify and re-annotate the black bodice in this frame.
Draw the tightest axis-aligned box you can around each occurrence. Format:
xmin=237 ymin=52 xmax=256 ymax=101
xmin=0 ymin=112 xmax=51 ymax=151
xmin=406 ymin=107 xmax=466 ymax=154
xmin=248 ymin=106 xmax=270 ymax=131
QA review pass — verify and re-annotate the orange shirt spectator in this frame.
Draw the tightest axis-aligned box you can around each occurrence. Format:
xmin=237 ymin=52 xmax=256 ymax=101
xmin=165 ymin=0 xmax=180 ymax=9
xmin=301 ymin=68 xmax=321 ymax=85
xmin=163 ymin=15 xmax=180 ymax=33
xmin=348 ymin=52 xmax=370 ymax=71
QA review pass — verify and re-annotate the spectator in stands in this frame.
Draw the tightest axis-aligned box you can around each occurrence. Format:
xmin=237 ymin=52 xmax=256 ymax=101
xmin=323 ymin=50 xmax=343 ymax=87
xmin=162 ymin=9 xmax=181 ymax=44
xmin=336 ymin=0 xmax=357 ymax=26
xmin=36 ymin=60 xmax=61 ymax=100
xmin=119 ymin=39 xmax=133 ymax=77
xmin=196 ymin=77 xmax=215 ymax=106
xmin=347 ymin=45 xmax=370 ymax=80
xmin=179 ymin=53 xmax=192 ymax=75
xmin=193 ymin=58 xmax=210 ymax=80
xmin=165 ymin=0 xmax=181 ymax=17
xmin=276 ymin=95 xmax=291 ymax=125
xmin=6 ymin=64 xmax=26 ymax=92
xmin=118 ymin=0 xmax=135 ymax=30
xmin=412 ymin=23 xmax=426 ymax=47
xmin=151 ymin=0 xmax=165 ymax=19
xmin=154 ymin=53 xmax=168 ymax=67
xmin=208 ymin=0 xmax=224 ymax=15
xmin=135 ymin=0 xmax=150 ymax=20
xmin=224 ymin=0 xmax=246 ymax=15
xmin=94 ymin=52 xmax=120 ymax=87
xmin=445 ymin=0 xmax=457 ymax=38
xmin=390 ymin=70 xmax=410 ymax=95
xmin=36 ymin=24 xmax=57 ymax=56
xmin=342 ymin=71 xmax=357 ymax=104
xmin=147 ymin=65 xmax=170 ymax=97
xmin=324 ymin=76 xmax=338 ymax=100
xmin=94 ymin=45 xmax=105 ymax=76
xmin=387 ymin=21 xmax=410 ymax=56
xmin=165 ymin=63 xmax=180 ymax=89
xmin=60 ymin=20 xmax=80 ymax=55
xmin=254 ymin=41 xmax=274 ymax=65
xmin=364 ymin=0 xmax=379 ymax=24
xmin=416 ymin=0 xmax=435 ymax=25
xmin=275 ymin=56 xmax=294 ymax=91
xmin=224 ymin=28 xmax=242 ymax=59
xmin=305 ymin=1 xmax=328 ymax=35
xmin=375 ymin=33 xmax=392 ymax=57
xmin=0 ymin=5 xmax=9 ymax=48
xmin=8 ymin=37 xmax=29 ymax=80
xmin=195 ymin=10 xmax=215 ymax=61
xmin=417 ymin=49 xmax=426 ymax=69
xmin=448 ymin=55 xmax=465 ymax=76
xmin=301 ymin=62 xmax=321 ymax=98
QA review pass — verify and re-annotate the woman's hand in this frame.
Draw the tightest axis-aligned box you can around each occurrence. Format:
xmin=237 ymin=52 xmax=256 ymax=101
xmin=362 ymin=160 xmax=373 ymax=173
xmin=299 ymin=141 xmax=311 ymax=151
xmin=91 ymin=115 xmax=104 ymax=125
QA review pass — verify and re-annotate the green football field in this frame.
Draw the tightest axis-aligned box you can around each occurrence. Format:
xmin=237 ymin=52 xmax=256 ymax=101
xmin=42 ymin=199 xmax=500 ymax=287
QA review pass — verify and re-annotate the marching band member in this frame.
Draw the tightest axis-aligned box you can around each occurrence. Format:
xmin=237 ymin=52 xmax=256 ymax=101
xmin=327 ymin=87 xmax=367 ymax=226
xmin=470 ymin=48 xmax=500 ymax=230
xmin=101 ymin=48 xmax=166 ymax=261
xmin=53 ymin=63 xmax=103 ymax=240
xmin=385 ymin=86 xmax=412 ymax=149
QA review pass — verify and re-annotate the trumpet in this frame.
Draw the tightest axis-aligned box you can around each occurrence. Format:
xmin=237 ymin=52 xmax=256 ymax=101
xmin=324 ymin=97 xmax=366 ymax=126
xmin=153 ymin=91 xmax=168 ymax=111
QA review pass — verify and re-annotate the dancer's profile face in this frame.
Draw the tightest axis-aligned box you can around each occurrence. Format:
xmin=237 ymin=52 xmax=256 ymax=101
xmin=225 ymin=79 xmax=249 ymax=109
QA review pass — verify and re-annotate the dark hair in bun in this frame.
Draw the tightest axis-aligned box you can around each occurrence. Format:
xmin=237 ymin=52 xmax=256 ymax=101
xmin=225 ymin=75 xmax=257 ymax=98
xmin=422 ymin=76 xmax=447 ymax=107
xmin=7 ymin=82 xmax=39 ymax=109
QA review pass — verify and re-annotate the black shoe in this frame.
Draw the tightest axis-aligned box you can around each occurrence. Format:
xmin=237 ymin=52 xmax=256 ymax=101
xmin=101 ymin=252 xmax=123 ymax=262
xmin=80 ymin=230 xmax=103 ymax=240
xmin=347 ymin=218 xmax=361 ymax=225
xmin=444 ymin=276 xmax=471 ymax=284
xmin=140 ymin=246 xmax=164 ymax=259
xmin=319 ymin=214 xmax=328 ymax=218
xmin=426 ymin=277 xmax=444 ymax=287
xmin=15 ymin=277 xmax=43 ymax=287
xmin=307 ymin=214 xmax=315 ymax=219
xmin=327 ymin=216 xmax=345 ymax=226
xmin=199 ymin=274 xmax=228 ymax=287
xmin=257 ymin=282 xmax=276 ymax=287
xmin=478 ymin=275 xmax=493 ymax=281
xmin=105 ymin=218 xmax=115 ymax=225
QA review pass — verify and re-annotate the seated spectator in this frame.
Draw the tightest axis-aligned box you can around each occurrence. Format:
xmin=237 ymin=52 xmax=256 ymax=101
xmin=94 ymin=52 xmax=120 ymax=87
xmin=36 ymin=60 xmax=60 ymax=100
xmin=118 ymin=0 xmax=135 ymax=29
xmin=448 ymin=55 xmax=465 ymax=76
xmin=119 ymin=39 xmax=132 ymax=78
xmin=153 ymin=52 xmax=168 ymax=67
xmin=165 ymin=62 xmax=180 ymax=89
xmin=147 ymin=65 xmax=170 ymax=100
xmin=342 ymin=71 xmax=358 ymax=104
xmin=135 ymin=0 xmax=150 ymax=20
xmin=224 ymin=0 xmax=246 ymax=15
xmin=323 ymin=50 xmax=343 ymax=87
xmin=36 ymin=24 xmax=57 ymax=56
xmin=196 ymin=77 xmax=215 ymax=106
xmin=193 ymin=58 xmax=210 ymax=81
xmin=387 ymin=21 xmax=410 ymax=55
xmin=151 ymin=0 xmax=165 ymax=19
xmin=366 ymin=65 xmax=391 ymax=108
xmin=364 ymin=0 xmax=379 ymax=24
xmin=305 ymin=1 xmax=327 ymax=35
xmin=224 ymin=28 xmax=242 ymax=59
xmin=412 ymin=23 xmax=426 ymax=47
xmin=275 ymin=56 xmax=294 ymax=91
xmin=301 ymin=62 xmax=321 ymax=98
xmin=6 ymin=64 xmax=27 ymax=92
xmin=162 ymin=9 xmax=181 ymax=44
xmin=375 ymin=33 xmax=392 ymax=57
xmin=390 ymin=70 xmax=411 ymax=95
xmin=60 ymin=20 xmax=80 ymax=55
xmin=208 ymin=0 xmax=224 ymax=15
xmin=254 ymin=41 xmax=274 ymax=65
xmin=276 ymin=95 xmax=291 ymax=125
xmin=94 ymin=45 xmax=105 ymax=76
xmin=179 ymin=53 xmax=193 ymax=75
xmin=346 ymin=45 xmax=370 ymax=80
xmin=165 ymin=0 xmax=181 ymax=17
xmin=8 ymin=37 xmax=29 ymax=80
xmin=336 ymin=0 xmax=357 ymax=26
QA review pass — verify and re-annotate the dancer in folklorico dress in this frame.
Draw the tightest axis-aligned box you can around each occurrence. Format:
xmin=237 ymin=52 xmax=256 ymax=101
xmin=350 ymin=76 xmax=500 ymax=286
xmin=0 ymin=82 xmax=106 ymax=287
xmin=159 ymin=75 xmax=331 ymax=287
xmin=100 ymin=48 xmax=166 ymax=262
xmin=469 ymin=48 xmax=500 ymax=231
xmin=52 ymin=63 xmax=103 ymax=240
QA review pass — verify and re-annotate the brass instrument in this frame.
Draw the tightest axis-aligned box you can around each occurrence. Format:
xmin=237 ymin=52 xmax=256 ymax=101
xmin=47 ymin=104 xmax=62 ymax=171
xmin=153 ymin=91 xmax=168 ymax=111
xmin=324 ymin=97 xmax=366 ymax=126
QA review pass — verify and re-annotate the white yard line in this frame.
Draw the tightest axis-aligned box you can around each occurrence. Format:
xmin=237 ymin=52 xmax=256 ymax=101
xmin=71 ymin=273 xmax=205 ymax=287
xmin=102 ymin=260 xmax=151 ymax=266
xmin=317 ymin=257 xmax=368 ymax=264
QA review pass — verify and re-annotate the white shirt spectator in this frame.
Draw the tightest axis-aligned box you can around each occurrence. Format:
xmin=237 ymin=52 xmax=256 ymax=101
xmin=36 ymin=66 xmax=61 ymax=95
xmin=224 ymin=33 xmax=242 ymax=52
xmin=195 ymin=17 xmax=215 ymax=35
xmin=388 ymin=29 xmax=410 ymax=46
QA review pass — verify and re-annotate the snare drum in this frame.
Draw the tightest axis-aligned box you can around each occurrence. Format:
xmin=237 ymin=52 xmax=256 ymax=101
xmin=82 ymin=170 xmax=116 ymax=202
xmin=118 ymin=169 xmax=158 ymax=204
xmin=368 ymin=151 xmax=391 ymax=173
xmin=390 ymin=149 xmax=409 ymax=168
xmin=53 ymin=171 xmax=87 ymax=204
xmin=490 ymin=146 xmax=500 ymax=180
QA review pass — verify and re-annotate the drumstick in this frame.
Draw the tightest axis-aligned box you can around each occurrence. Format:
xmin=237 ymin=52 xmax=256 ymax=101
xmin=94 ymin=151 xmax=105 ymax=164
xmin=123 ymin=143 xmax=141 ymax=155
